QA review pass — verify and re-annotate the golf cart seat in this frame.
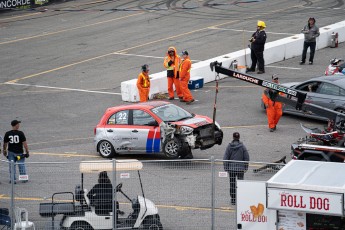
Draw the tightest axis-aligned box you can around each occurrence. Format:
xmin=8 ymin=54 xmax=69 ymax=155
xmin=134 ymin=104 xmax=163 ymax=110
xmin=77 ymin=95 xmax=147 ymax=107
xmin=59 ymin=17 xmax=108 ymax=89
xmin=83 ymin=189 xmax=95 ymax=213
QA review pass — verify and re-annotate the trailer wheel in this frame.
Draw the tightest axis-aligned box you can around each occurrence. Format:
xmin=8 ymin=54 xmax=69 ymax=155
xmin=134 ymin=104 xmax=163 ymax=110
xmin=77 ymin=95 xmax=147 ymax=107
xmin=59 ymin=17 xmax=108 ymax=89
xmin=70 ymin=221 xmax=93 ymax=230
xmin=335 ymin=108 xmax=345 ymax=114
xmin=140 ymin=218 xmax=163 ymax=230
xmin=98 ymin=140 xmax=116 ymax=158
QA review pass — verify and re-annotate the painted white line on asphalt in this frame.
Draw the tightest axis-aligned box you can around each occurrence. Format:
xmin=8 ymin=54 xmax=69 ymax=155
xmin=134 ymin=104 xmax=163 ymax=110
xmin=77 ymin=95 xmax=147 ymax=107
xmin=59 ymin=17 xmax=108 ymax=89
xmin=113 ymin=52 xmax=201 ymax=62
xmin=5 ymin=82 xmax=122 ymax=95
xmin=208 ymin=27 xmax=295 ymax=36
xmin=266 ymin=65 xmax=302 ymax=70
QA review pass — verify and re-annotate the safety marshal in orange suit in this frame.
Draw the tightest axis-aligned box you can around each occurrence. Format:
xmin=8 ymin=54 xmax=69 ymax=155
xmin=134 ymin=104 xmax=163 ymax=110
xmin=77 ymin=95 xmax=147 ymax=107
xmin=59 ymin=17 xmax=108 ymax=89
xmin=163 ymin=46 xmax=183 ymax=100
xmin=179 ymin=50 xmax=194 ymax=104
xmin=136 ymin=64 xmax=150 ymax=102
xmin=261 ymin=74 xmax=283 ymax=132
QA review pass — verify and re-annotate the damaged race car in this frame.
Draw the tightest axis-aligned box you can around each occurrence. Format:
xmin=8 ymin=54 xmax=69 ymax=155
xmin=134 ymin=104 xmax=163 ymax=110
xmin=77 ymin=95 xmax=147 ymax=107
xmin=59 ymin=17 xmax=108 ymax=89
xmin=94 ymin=101 xmax=223 ymax=159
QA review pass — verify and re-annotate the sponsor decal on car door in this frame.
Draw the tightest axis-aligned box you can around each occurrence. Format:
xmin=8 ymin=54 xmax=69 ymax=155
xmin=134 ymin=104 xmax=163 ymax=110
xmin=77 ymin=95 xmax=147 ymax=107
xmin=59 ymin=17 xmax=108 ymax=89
xmin=131 ymin=109 xmax=161 ymax=153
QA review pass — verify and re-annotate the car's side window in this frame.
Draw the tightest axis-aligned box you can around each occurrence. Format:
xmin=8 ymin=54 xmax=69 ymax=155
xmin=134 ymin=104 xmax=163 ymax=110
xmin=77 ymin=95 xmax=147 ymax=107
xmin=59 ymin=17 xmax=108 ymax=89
xmin=133 ymin=110 xmax=156 ymax=126
xmin=296 ymin=82 xmax=320 ymax=93
xmin=318 ymin=83 xmax=339 ymax=96
xmin=107 ymin=110 xmax=129 ymax=125
xmin=340 ymin=88 xmax=345 ymax=96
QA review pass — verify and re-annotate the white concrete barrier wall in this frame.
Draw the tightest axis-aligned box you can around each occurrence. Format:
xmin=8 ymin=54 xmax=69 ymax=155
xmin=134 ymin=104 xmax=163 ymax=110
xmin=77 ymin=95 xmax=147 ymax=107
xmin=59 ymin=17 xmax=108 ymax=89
xmin=121 ymin=20 xmax=345 ymax=102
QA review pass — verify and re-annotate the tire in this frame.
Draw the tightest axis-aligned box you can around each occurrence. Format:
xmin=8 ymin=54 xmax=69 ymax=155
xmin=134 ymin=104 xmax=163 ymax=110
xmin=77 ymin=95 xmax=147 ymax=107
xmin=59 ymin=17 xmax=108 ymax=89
xmin=140 ymin=218 xmax=163 ymax=230
xmin=162 ymin=137 xmax=181 ymax=159
xmin=335 ymin=108 xmax=345 ymax=114
xmin=70 ymin=221 xmax=93 ymax=230
xmin=98 ymin=140 xmax=116 ymax=158
xmin=179 ymin=147 xmax=193 ymax=159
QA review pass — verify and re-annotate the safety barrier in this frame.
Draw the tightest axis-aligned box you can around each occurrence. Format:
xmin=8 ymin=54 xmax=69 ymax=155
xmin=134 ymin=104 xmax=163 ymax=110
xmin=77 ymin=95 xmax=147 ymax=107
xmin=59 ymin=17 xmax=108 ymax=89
xmin=121 ymin=20 xmax=345 ymax=102
xmin=0 ymin=158 xmax=284 ymax=229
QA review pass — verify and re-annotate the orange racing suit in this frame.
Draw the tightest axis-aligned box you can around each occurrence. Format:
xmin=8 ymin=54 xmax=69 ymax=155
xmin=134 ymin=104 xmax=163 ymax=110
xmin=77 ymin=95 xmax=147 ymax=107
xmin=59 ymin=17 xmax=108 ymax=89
xmin=163 ymin=46 xmax=182 ymax=99
xmin=262 ymin=88 xmax=283 ymax=129
xmin=179 ymin=56 xmax=193 ymax=102
xmin=136 ymin=71 xmax=150 ymax=102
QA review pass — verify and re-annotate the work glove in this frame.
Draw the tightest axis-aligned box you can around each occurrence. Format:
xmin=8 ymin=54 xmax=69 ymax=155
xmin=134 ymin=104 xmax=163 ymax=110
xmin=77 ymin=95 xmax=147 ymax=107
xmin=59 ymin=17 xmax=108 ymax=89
xmin=168 ymin=60 xmax=173 ymax=66
xmin=25 ymin=152 xmax=29 ymax=158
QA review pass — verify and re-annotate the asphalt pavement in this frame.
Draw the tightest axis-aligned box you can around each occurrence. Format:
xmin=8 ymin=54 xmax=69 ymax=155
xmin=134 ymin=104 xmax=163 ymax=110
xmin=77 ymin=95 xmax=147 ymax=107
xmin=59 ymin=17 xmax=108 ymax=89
xmin=1 ymin=0 xmax=345 ymax=228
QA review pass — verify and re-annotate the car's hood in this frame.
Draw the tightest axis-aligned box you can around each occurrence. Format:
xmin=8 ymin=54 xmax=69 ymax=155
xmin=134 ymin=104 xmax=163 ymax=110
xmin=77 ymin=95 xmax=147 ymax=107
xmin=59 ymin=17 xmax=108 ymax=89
xmin=171 ymin=115 xmax=212 ymax=128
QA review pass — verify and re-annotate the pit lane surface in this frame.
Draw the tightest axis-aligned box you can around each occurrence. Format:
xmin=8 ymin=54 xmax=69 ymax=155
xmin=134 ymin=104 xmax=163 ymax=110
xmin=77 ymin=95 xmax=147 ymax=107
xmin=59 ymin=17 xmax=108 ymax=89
xmin=1 ymin=0 xmax=345 ymax=228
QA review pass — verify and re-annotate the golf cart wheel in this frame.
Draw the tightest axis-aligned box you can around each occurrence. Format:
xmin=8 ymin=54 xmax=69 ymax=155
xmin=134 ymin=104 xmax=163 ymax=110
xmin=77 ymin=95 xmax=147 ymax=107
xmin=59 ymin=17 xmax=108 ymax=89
xmin=140 ymin=218 xmax=163 ymax=230
xmin=70 ymin=221 xmax=93 ymax=230
xmin=98 ymin=140 xmax=116 ymax=158
xmin=163 ymin=137 xmax=181 ymax=159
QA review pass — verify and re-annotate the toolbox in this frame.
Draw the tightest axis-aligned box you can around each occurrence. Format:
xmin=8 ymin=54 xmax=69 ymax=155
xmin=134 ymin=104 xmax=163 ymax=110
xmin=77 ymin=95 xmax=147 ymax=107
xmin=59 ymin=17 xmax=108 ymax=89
xmin=188 ymin=76 xmax=204 ymax=89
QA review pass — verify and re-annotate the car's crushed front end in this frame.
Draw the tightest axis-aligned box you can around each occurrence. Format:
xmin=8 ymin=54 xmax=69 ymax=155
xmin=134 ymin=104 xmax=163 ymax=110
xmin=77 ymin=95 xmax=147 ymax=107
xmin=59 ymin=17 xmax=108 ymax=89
xmin=160 ymin=117 xmax=223 ymax=151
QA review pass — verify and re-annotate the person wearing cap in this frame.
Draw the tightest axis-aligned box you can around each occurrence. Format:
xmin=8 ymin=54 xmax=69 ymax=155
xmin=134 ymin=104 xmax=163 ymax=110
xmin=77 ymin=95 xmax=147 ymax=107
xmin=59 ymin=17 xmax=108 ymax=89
xmin=223 ymin=132 xmax=249 ymax=205
xmin=262 ymin=75 xmax=283 ymax=132
xmin=300 ymin=17 xmax=320 ymax=65
xmin=136 ymin=64 xmax=151 ymax=102
xmin=179 ymin=50 xmax=194 ymax=104
xmin=163 ymin=46 xmax=183 ymax=100
xmin=3 ymin=120 xmax=29 ymax=183
xmin=247 ymin=20 xmax=267 ymax=74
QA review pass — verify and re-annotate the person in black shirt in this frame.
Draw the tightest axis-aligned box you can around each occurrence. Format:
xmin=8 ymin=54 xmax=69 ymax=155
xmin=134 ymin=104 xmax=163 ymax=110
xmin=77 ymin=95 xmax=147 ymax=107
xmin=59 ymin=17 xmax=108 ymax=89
xmin=247 ymin=21 xmax=267 ymax=74
xmin=3 ymin=120 xmax=29 ymax=183
xmin=88 ymin=171 xmax=115 ymax=215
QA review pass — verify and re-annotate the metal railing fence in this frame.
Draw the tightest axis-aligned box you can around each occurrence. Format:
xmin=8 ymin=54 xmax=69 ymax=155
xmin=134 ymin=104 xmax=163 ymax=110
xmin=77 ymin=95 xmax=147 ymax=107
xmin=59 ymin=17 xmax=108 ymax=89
xmin=0 ymin=158 xmax=285 ymax=230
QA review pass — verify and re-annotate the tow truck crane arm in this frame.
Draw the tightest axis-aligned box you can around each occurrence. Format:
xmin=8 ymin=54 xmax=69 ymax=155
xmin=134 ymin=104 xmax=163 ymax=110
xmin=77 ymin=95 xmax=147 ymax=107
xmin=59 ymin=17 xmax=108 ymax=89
xmin=210 ymin=61 xmax=345 ymax=132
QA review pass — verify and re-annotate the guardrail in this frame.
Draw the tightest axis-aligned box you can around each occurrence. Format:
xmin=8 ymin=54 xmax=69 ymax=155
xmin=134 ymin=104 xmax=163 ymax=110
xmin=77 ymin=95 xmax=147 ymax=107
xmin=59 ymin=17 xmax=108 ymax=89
xmin=121 ymin=20 xmax=345 ymax=102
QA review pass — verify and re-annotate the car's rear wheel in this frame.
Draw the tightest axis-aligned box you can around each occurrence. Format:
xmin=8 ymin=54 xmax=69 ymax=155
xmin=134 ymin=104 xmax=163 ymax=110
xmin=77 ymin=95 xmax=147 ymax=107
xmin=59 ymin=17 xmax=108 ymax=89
xmin=163 ymin=137 xmax=181 ymax=159
xmin=98 ymin=140 xmax=116 ymax=158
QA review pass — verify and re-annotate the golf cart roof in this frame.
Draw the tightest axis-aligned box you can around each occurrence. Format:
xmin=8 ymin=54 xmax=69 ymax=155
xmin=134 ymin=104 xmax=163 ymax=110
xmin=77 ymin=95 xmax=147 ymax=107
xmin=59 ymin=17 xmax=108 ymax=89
xmin=80 ymin=160 xmax=143 ymax=173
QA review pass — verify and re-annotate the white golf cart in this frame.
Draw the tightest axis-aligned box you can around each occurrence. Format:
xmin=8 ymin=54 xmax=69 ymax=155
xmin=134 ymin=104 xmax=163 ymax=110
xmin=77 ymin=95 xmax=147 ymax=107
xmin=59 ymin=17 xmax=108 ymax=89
xmin=39 ymin=160 xmax=162 ymax=230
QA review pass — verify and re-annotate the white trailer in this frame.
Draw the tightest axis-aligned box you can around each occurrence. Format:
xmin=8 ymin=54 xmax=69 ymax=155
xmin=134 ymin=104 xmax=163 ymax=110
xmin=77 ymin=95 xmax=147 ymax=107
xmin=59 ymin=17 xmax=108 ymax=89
xmin=236 ymin=160 xmax=345 ymax=229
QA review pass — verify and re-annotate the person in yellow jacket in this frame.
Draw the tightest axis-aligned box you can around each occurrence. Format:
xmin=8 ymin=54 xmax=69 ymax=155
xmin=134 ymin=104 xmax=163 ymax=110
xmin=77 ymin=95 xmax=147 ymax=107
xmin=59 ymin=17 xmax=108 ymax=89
xmin=136 ymin=64 xmax=150 ymax=102
xmin=261 ymin=74 xmax=283 ymax=132
xmin=163 ymin=46 xmax=183 ymax=100
xmin=179 ymin=50 xmax=194 ymax=104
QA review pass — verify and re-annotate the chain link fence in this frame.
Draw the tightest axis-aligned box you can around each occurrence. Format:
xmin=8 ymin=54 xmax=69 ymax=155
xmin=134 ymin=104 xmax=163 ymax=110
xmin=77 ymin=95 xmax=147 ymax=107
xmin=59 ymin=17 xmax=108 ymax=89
xmin=0 ymin=158 xmax=285 ymax=230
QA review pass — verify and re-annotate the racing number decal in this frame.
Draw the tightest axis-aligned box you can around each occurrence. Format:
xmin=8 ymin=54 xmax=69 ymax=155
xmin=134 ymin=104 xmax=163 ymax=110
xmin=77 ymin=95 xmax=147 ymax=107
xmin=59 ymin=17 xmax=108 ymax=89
xmin=118 ymin=112 xmax=127 ymax=121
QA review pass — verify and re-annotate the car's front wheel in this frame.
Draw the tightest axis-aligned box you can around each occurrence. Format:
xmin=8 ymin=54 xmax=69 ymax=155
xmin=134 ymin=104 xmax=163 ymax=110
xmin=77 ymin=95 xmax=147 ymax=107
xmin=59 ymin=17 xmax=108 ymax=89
xmin=163 ymin=137 xmax=181 ymax=159
xmin=98 ymin=140 xmax=116 ymax=158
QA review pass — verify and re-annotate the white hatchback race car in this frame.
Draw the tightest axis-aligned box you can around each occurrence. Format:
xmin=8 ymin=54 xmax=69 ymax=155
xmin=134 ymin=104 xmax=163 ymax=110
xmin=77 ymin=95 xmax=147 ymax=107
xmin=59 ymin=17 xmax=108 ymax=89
xmin=94 ymin=101 xmax=223 ymax=159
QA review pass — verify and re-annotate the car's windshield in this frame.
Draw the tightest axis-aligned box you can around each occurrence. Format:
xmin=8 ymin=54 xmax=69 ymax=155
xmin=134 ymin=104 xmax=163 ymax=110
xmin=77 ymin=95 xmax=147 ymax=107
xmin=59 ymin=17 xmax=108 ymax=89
xmin=151 ymin=104 xmax=193 ymax=122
